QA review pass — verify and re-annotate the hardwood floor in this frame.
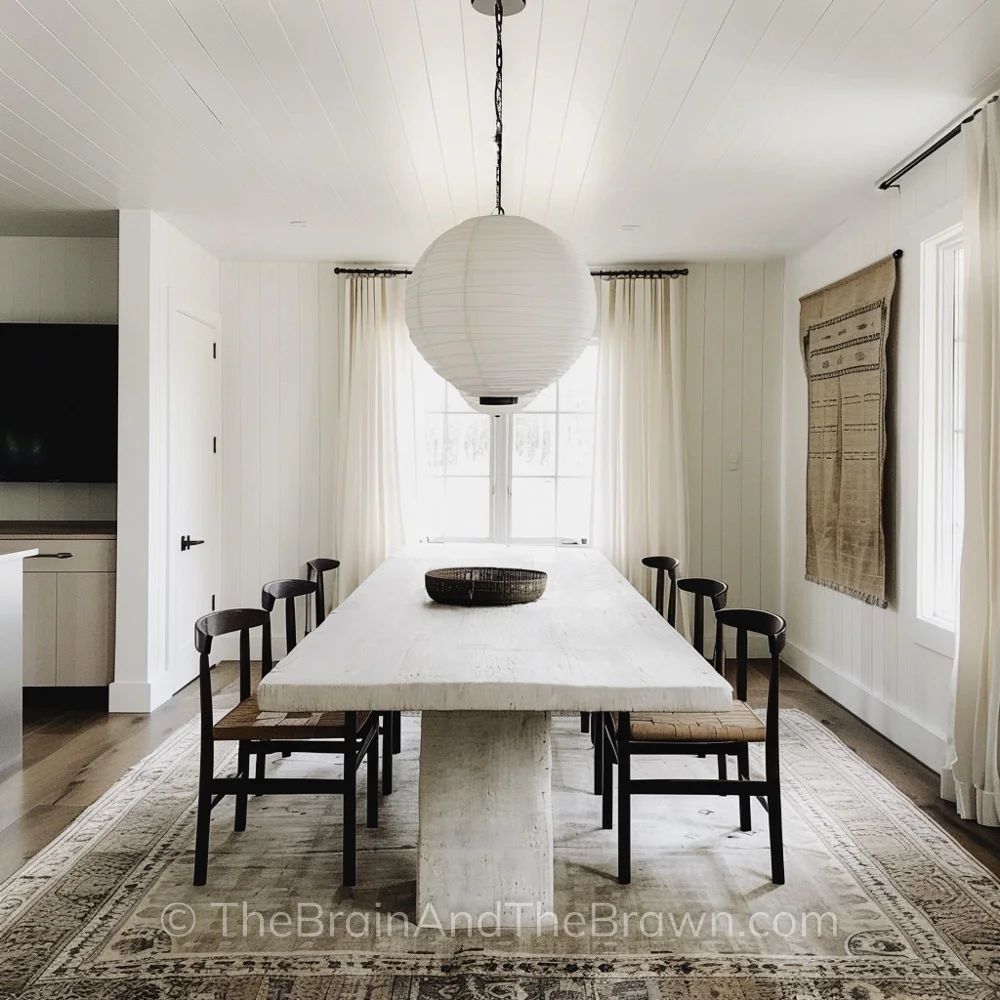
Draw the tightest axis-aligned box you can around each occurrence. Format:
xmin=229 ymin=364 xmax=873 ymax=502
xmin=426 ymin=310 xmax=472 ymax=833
xmin=1 ymin=662 xmax=998 ymax=884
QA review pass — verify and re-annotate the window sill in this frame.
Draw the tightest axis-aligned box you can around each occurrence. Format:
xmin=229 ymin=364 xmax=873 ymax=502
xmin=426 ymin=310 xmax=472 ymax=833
xmin=913 ymin=616 xmax=956 ymax=659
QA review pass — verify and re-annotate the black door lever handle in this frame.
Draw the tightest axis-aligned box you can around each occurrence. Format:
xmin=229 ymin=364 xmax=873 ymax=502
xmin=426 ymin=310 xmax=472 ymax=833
xmin=180 ymin=535 xmax=206 ymax=551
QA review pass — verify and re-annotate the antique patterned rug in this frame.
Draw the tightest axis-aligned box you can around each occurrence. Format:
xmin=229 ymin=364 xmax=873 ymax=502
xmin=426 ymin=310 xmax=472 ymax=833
xmin=1 ymin=710 xmax=998 ymax=999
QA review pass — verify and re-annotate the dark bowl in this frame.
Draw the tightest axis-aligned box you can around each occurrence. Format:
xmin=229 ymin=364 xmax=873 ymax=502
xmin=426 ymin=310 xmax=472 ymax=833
xmin=425 ymin=566 xmax=548 ymax=607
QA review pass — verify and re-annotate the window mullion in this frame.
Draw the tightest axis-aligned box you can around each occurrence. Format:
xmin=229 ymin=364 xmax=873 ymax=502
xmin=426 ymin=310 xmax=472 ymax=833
xmin=492 ymin=414 xmax=511 ymax=544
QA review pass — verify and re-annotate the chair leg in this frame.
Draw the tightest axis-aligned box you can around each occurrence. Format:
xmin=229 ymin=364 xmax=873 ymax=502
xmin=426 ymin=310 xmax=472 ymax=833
xmin=234 ymin=741 xmax=249 ymax=832
xmin=254 ymin=752 xmax=266 ymax=796
xmin=593 ymin=713 xmax=603 ymax=795
xmin=618 ymin=712 xmax=631 ymax=884
xmin=343 ymin=731 xmax=357 ymax=887
xmin=366 ymin=731 xmax=379 ymax=829
xmin=717 ymin=752 xmax=727 ymax=792
xmin=736 ymin=743 xmax=751 ymax=831
xmin=581 ymin=711 xmax=589 ymax=734
xmin=392 ymin=710 xmax=402 ymax=755
xmin=768 ymin=782 xmax=784 ymax=884
xmin=193 ymin=745 xmax=213 ymax=886
xmin=382 ymin=712 xmax=394 ymax=796
xmin=601 ymin=714 xmax=614 ymax=830
xmin=767 ymin=743 xmax=784 ymax=884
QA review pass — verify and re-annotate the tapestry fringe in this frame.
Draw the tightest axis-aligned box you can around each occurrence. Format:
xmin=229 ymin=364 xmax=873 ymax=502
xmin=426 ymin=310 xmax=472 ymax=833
xmin=805 ymin=574 xmax=888 ymax=609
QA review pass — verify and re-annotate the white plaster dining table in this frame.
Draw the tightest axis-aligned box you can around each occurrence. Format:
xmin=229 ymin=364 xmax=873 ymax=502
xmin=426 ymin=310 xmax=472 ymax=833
xmin=257 ymin=543 xmax=732 ymax=924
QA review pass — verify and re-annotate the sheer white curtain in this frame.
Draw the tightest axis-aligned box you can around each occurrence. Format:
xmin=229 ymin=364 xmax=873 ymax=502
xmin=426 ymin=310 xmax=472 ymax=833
xmin=592 ymin=276 xmax=688 ymax=606
xmin=941 ymin=100 xmax=1000 ymax=826
xmin=334 ymin=275 xmax=419 ymax=601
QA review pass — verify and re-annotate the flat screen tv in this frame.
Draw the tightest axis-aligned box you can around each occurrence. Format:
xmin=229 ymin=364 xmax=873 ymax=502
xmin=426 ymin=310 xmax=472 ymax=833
xmin=0 ymin=323 xmax=118 ymax=483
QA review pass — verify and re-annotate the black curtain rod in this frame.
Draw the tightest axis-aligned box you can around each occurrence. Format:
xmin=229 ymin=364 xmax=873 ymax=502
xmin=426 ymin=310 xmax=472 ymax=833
xmin=335 ymin=265 xmax=689 ymax=278
xmin=334 ymin=266 xmax=412 ymax=276
xmin=591 ymin=268 xmax=688 ymax=279
xmin=880 ymin=94 xmax=998 ymax=190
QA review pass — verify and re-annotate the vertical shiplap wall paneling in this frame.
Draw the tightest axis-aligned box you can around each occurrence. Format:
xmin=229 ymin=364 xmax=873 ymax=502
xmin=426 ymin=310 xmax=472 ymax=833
xmin=258 ymin=265 xmax=281 ymax=595
xmin=0 ymin=236 xmax=119 ymax=521
xmin=699 ymin=263 xmax=726 ymax=582
xmin=682 ymin=259 xmax=784 ymax=655
xmin=760 ymin=261 xmax=783 ymax=615
xmin=317 ymin=266 xmax=340 ymax=577
xmin=740 ymin=263 xmax=764 ymax=612
xmin=781 ymin=141 xmax=965 ymax=769
xmin=219 ymin=261 xmax=243 ymax=626
xmin=221 ymin=260 xmax=780 ymax=645
xmin=297 ymin=266 xmax=321 ymax=583
xmin=683 ymin=264 xmax=706 ymax=575
xmin=220 ymin=262 xmax=335 ymax=645
xmin=720 ymin=265 xmax=745 ymax=600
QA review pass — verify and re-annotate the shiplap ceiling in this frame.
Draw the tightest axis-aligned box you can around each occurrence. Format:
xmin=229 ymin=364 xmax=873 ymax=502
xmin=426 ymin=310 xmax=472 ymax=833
xmin=0 ymin=0 xmax=998 ymax=261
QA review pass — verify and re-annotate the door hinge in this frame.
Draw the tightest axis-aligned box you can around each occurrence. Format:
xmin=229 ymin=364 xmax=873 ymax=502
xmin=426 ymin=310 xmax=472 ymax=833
xmin=213 ymin=436 xmax=217 ymax=454
xmin=213 ymin=342 xmax=217 ymax=359
xmin=211 ymin=594 xmax=216 ymax=611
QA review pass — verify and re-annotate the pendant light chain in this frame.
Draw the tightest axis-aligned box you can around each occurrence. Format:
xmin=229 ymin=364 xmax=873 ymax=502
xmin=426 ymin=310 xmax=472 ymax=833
xmin=494 ymin=0 xmax=504 ymax=215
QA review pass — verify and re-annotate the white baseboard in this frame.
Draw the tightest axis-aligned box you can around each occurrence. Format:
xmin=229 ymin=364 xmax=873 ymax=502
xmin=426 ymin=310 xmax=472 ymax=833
xmin=783 ymin=640 xmax=947 ymax=771
xmin=108 ymin=679 xmax=154 ymax=713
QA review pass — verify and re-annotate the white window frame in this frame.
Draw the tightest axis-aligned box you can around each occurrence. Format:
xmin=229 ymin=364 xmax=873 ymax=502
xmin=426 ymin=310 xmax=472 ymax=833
xmin=420 ymin=343 xmax=599 ymax=547
xmin=916 ymin=222 xmax=964 ymax=656
xmin=502 ymin=344 xmax=598 ymax=546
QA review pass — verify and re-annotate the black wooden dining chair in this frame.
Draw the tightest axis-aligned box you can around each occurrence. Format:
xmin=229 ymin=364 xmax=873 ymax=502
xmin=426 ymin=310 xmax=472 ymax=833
xmin=601 ymin=608 xmax=787 ymax=886
xmin=306 ymin=557 xmax=340 ymax=629
xmin=308 ymin=555 xmax=401 ymax=768
xmin=642 ymin=555 xmax=680 ymax=623
xmin=262 ymin=577 xmax=316 ymax=654
xmin=263 ymin=575 xmax=398 ymax=797
xmin=259 ymin=578 xmax=319 ymax=766
xmin=589 ymin=554 xmax=683 ymax=794
xmin=678 ymin=577 xmax=729 ymax=781
xmin=193 ymin=608 xmax=379 ymax=888
xmin=677 ymin=577 xmax=728 ymax=668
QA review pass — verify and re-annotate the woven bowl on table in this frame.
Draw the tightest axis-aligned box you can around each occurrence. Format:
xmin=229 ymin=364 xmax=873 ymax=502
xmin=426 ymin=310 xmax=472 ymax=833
xmin=424 ymin=567 xmax=548 ymax=607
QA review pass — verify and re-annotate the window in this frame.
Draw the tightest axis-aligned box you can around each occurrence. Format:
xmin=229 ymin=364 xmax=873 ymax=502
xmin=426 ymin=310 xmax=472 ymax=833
xmin=918 ymin=224 xmax=965 ymax=636
xmin=415 ymin=366 xmax=493 ymax=541
xmin=414 ymin=345 xmax=599 ymax=543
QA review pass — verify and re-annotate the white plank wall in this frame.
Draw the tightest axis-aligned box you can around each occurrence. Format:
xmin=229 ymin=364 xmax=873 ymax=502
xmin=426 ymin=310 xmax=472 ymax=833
xmin=781 ymin=142 xmax=965 ymax=769
xmin=220 ymin=260 xmax=783 ymax=649
xmin=0 ymin=236 xmax=118 ymax=521
xmin=219 ymin=262 xmax=340 ymax=626
xmin=682 ymin=261 xmax=784 ymax=633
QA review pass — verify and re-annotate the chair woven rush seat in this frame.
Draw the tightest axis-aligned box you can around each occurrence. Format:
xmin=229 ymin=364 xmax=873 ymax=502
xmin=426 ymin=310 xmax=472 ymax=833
xmin=213 ymin=696 xmax=372 ymax=742
xmin=629 ymin=704 xmax=766 ymax=743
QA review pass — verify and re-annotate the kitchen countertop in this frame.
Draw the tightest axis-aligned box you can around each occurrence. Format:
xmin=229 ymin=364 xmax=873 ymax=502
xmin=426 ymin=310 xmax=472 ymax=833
xmin=0 ymin=522 xmax=117 ymax=539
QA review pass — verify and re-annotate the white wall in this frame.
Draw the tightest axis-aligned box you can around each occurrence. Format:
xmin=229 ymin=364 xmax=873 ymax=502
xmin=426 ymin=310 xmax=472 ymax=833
xmin=111 ymin=211 xmax=220 ymax=713
xmin=219 ymin=263 xmax=340 ymax=627
xmin=781 ymin=143 xmax=964 ymax=770
xmin=218 ymin=262 xmax=783 ymax=650
xmin=683 ymin=262 xmax=784 ymax=632
xmin=0 ymin=236 xmax=118 ymax=521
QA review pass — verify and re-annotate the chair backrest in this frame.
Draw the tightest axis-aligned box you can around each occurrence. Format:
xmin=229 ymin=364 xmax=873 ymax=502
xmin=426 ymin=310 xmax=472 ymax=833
xmin=194 ymin=608 xmax=272 ymax=739
xmin=306 ymin=557 xmax=341 ymax=628
xmin=714 ymin=608 xmax=786 ymax=740
xmin=677 ymin=577 xmax=728 ymax=668
xmin=261 ymin=578 xmax=317 ymax=653
xmin=642 ymin=555 xmax=679 ymax=625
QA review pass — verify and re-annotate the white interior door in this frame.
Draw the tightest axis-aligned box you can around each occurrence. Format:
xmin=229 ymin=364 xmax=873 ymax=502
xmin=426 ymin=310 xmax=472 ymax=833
xmin=167 ymin=305 xmax=220 ymax=689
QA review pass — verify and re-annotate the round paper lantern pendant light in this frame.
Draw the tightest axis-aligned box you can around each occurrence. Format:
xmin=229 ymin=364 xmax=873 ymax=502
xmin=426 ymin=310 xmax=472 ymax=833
xmin=406 ymin=1 xmax=595 ymax=413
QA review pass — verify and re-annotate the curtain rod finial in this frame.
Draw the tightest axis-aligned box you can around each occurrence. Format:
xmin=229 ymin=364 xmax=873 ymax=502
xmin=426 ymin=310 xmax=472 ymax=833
xmin=892 ymin=249 xmax=903 ymax=259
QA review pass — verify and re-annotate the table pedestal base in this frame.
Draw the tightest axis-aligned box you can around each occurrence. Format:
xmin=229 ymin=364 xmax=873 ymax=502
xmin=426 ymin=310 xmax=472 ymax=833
xmin=417 ymin=710 xmax=553 ymax=929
